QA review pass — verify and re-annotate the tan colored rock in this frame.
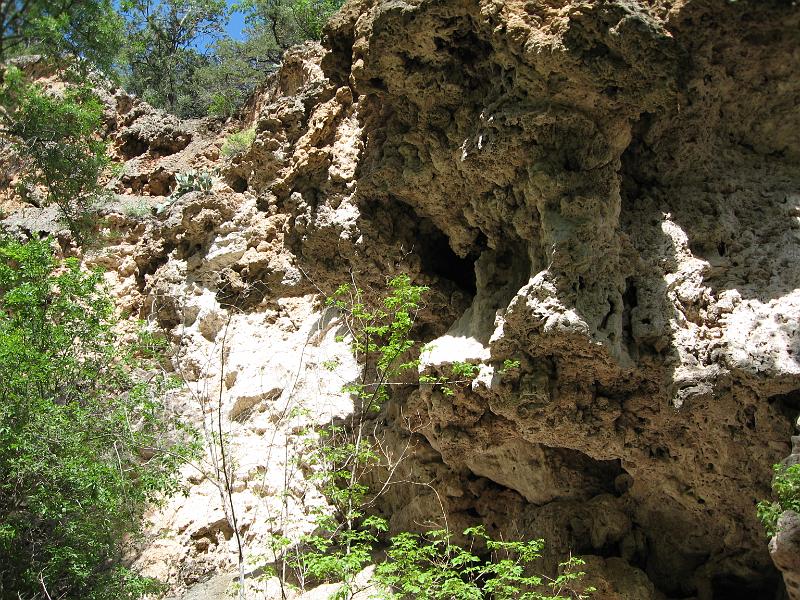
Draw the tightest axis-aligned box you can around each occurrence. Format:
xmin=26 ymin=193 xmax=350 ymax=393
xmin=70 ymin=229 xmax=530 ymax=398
xmin=4 ymin=1 xmax=800 ymax=597
xmin=771 ymin=510 xmax=800 ymax=600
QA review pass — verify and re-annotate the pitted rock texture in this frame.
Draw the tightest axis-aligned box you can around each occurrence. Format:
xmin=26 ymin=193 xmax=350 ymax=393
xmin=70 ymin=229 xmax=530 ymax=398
xmin=303 ymin=1 xmax=800 ymax=597
xmin=4 ymin=2 xmax=800 ymax=598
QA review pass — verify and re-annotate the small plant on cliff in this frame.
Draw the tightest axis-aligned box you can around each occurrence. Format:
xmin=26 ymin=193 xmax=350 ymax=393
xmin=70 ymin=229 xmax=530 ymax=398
xmin=122 ymin=198 xmax=151 ymax=218
xmin=374 ymin=526 xmax=593 ymax=599
xmin=221 ymin=127 xmax=256 ymax=158
xmin=170 ymin=168 xmax=216 ymax=199
xmin=267 ymin=275 xmax=592 ymax=600
xmin=757 ymin=463 xmax=800 ymax=536
xmin=0 ymin=237 xmax=194 ymax=599
xmin=275 ymin=275 xmax=428 ymax=598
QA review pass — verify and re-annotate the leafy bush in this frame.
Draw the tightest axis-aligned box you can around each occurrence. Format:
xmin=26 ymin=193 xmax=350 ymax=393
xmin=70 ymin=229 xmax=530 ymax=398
xmin=275 ymin=276 xmax=429 ymax=597
xmin=208 ymin=91 xmax=240 ymax=118
xmin=758 ymin=463 xmax=800 ymax=536
xmin=221 ymin=127 xmax=256 ymax=158
xmin=1 ymin=67 xmax=113 ymax=242
xmin=500 ymin=359 xmax=521 ymax=374
xmin=0 ymin=0 xmax=123 ymax=70
xmin=122 ymin=198 xmax=151 ymax=218
xmin=288 ymin=0 xmax=346 ymax=39
xmin=0 ymin=237 xmax=193 ymax=599
xmin=375 ymin=526 xmax=593 ymax=599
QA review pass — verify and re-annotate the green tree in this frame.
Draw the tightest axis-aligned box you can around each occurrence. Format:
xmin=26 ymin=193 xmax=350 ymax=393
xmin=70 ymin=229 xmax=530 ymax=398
xmin=1 ymin=67 xmax=113 ymax=242
xmin=196 ymin=35 xmax=279 ymax=117
xmin=240 ymin=0 xmax=345 ymax=47
xmin=196 ymin=0 xmax=346 ymax=118
xmin=289 ymin=0 xmax=345 ymax=40
xmin=0 ymin=237 xmax=193 ymax=599
xmin=119 ymin=0 xmax=229 ymax=116
xmin=0 ymin=0 xmax=122 ymax=73
xmin=0 ymin=0 xmax=122 ymax=243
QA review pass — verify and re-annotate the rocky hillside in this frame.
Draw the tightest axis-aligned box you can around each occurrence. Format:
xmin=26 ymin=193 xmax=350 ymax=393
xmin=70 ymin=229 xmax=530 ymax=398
xmin=3 ymin=1 xmax=800 ymax=598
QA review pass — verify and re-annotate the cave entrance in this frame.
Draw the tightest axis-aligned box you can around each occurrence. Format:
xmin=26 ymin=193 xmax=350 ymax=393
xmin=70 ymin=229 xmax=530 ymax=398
xmin=710 ymin=573 xmax=782 ymax=600
xmin=119 ymin=134 xmax=148 ymax=159
xmin=769 ymin=388 xmax=800 ymax=424
xmin=358 ymin=197 xmax=482 ymax=298
xmin=416 ymin=219 xmax=481 ymax=295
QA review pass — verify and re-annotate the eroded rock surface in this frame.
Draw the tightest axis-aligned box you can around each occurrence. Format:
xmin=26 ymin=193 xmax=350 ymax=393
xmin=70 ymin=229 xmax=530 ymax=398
xmin=3 ymin=1 xmax=800 ymax=598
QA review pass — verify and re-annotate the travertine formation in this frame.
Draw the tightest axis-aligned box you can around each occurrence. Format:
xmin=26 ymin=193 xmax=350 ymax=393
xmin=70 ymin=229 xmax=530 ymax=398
xmin=3 ymin=1 xmax=800 ymax=598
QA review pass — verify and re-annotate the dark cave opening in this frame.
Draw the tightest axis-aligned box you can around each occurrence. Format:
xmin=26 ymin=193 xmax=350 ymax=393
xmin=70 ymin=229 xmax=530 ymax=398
xmin=769 ymin=388 xmax=800 ymax=424
xmin=119 ymin=135 xmax=148 ymax=159
xmin=711 ymin=573 xmax=782 ymax=600
xmin=356 ymin=194 xmax=481 ymax=296
xmin=228 ymin=174 xmax=248 ymax=193
xmin=417 ymin=221 xmax=481 ymax=296
xmin=621 ymin=277 xmax=639 ymax=357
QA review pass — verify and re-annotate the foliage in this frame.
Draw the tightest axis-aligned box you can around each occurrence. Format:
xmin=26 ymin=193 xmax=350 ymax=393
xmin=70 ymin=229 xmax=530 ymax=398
xmin=267 ymin=275 xmax=590 ymax=600
xmin=325 ymin=275 xmax=428 ymax=415
xmin=238 ymin=0 xmax=308 ymax=52
xmin=0 ymin=67 xmax=114 ymax=242
xmin=500 ymin=359 xmax=521 ymax=374
xmin=196 ymin=36 xmax=275 ymax=118
xmin=0 ymin=0 xmax=123 ymax=71
xmin=122 ymin=198 xmax=152 ymax=218
xmin=171 ymin=168 xmax=215 ymax=198
xmin=240 ymin=0 xmax=345 ymax=45
xmin=418 ymin=359 xmax=480 ymax=397
xmin=119 ymin=0 xmax=229 ymax=117
xmin=274 ymin=276 xmax=429 ymax=597
xmin=114 ymin=0 xmax=346 ymax=117
xmin=374 ymin=526 xmax=593 ymax=600
xmin=288 ymin=0 xmax=346 ymax=39
xmin=757 ymin=463 xmax=800 ymax=536
xmin=0 ymin=238 xmax=194 ymax=599
xmin=221 ymin=127 xmax=256 ymax=158
xmin=193 ymin=0 xmax=303 ymax=118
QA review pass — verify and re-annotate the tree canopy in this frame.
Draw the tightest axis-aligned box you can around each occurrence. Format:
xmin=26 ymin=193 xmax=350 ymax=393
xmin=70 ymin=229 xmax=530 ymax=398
xmin=0 ymin=0 xmax=123 ymax=71
xmin=119 ymin=0 xmax=229 ymax=116
xmin=118 ymin=0 xmax=346 ymax=117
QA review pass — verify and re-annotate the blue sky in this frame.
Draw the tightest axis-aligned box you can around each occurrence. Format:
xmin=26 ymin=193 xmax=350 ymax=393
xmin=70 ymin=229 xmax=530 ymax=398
xmin=225 ymin=4 xmax=246 ymax=42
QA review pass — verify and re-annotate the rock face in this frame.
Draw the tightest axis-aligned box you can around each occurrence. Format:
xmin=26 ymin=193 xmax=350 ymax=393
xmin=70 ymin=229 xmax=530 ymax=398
xmin=314 ymin=1 xmax=799 ymax=596
xmin=4 ymin=1 xmax=800 ymax=599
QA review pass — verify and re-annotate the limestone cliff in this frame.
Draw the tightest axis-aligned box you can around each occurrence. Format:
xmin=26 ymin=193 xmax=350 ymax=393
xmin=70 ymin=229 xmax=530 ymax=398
xmin=3 ymin=1 xmax=800 ymax=598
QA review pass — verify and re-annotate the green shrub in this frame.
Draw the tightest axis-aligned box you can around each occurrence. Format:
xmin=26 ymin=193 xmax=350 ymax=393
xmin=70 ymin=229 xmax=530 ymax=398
xmin=1 ymin=67 xmax=113 ymax=243
xmin=500 ymin=359 xmax=521 ymax=374
xmin=0 ymin=237 xmax=194 ymax=599
xmin=758 ymin=463 xmax=800 ymax=536
xmin=122 ymin=198 xmax=151 ymax=218
xmin=221 ymin=127 xmax=256 ymax=158
xmin=289 ymin=0 xmax=346 ymax=40
xmin=375 ymin=526 xmax=593 ymax=599
xmin=279 ymin=276 xmax=429 ymax=597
